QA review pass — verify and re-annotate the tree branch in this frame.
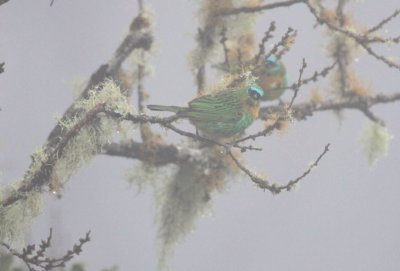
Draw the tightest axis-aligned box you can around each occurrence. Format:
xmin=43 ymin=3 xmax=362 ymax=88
xmin=260 ymin=92 xmax=400 ymax=121
xmin=0 ymin=0 xmax=10 ymax=6
xmin=46 ymin=14 xmax=153 ymax=151
xmin=228 ymin=144 xmax=330 ymax=194
xmin=2 ymin=229 xmax=91 ymax=271
xmin=304 ymin=1 xmax=400 ymax=70
xmin=216 ymin=0 xmax=306 ymax=16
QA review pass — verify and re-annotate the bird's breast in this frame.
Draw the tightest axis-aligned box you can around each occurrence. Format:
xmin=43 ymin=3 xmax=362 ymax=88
xmin=244 ymin=103 xmax=260 ymax=119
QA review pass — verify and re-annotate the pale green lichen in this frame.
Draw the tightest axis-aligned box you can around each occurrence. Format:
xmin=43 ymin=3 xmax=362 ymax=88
xmin=125 ymin=162 xmax=176 ymax=194
xmin=50 ymin=117 xmax=117 ymax=187
xmin=359 ymin=121 xmax=393 ymax=166
xmin=126 ymin=145 xmax=232 ymax=271
xmin=76 ymin=79 xmax=133 ymax=117
xmin=0 ymin=191 xmax=42 ymax=245
xmin=52 ymin=79 xmax=133 ymax=190
xmin=155 ymin=147 xmax=233 ymax=270
xmin=156 ymin=160 xmax=212 ymax=270
xmin=1 ymin=79 xmax=133 ymax=245
xmin=190 ymin=0 xmax=259 ymax=71
xmin=24 ymin=147 xmax=49 ymax=181
xmin=70 ymin=77 xmax=90 ymax=100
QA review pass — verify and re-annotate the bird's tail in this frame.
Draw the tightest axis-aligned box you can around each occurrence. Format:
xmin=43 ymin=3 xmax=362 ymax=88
xmin=147 ymin=104 xmax=186 ymax=113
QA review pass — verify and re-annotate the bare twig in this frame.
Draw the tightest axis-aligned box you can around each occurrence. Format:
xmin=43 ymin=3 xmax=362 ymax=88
xmin=232 ymin=113 xmax=285 ymax=145
xmin=290 ymin=60 xmax=336 ymax=87
xmin=289 ymin=58 xmax=307 ymax=108
xmin=228 ymin=144 xmax=330 ymax=194
xmin=304 ymin=1 xmax=400 ymax=70
xmin=254 ymin=22 xmax=276 ymax=63
xmin=265 ymin=27 xmax=296 ymax=61
xmin=360 ymin=42 xmax=400 ymax=70
xmin=359 ymin=107 xmax=385 ymax=126
xmin=367 ymin=9 xmax=400 ymax=33
xmin=1 ymin=229 xmax=91 ymax=271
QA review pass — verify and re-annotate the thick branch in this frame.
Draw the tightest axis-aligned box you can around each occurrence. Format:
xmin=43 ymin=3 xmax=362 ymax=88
xmin=1 ymin=104 xmax=107 ymax=208
xmin=46 ymin=22 xmax=153 ymax=149
xmin=260 ymin=92 xmax=400 ymax=121
xmin=0 ymin=0 xmax=10 ymax=6
xmin=103 ymin=140 xmax=207 ymax=166
xmin=216 ymin=0 xmax=305 ymax=16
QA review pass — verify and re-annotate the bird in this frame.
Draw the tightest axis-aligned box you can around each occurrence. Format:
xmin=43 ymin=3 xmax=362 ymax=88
xmin=254 ymin=55 xmax=288 ymax=101
xmin=147 ymin=85 xmax=264 ymax=138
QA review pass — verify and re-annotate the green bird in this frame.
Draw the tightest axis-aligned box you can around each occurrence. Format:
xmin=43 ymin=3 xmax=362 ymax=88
xmin=147 ymin=85 xmax=264 ymax=138
xmin=255 ymin=55 xmax=288 ymax=101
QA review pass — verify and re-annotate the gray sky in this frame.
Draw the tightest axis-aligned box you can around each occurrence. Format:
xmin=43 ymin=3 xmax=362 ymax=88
xmin=1 ymin=0 xmax=400 ymax=270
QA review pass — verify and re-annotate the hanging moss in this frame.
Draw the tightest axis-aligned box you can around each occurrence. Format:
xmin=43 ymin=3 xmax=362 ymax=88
xmin=359 ymin=121 xmax=392 ymax=166
xmin=0 ymin=191 xmax=42 ymax=245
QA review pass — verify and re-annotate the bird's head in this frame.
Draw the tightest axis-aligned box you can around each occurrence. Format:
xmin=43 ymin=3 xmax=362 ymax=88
xmin=264 ymin=55 xmax=284 ymax=75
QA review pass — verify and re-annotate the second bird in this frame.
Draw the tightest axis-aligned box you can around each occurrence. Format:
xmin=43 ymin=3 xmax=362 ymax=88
xmin=255 ymin=55 xmax=288 ymax=101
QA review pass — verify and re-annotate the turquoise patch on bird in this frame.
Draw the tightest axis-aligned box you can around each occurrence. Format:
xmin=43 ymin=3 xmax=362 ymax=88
xmin=249 ymin=85 xmax=264 ymax=97
xmin=266 ymin=55 xmax=278 ymax=64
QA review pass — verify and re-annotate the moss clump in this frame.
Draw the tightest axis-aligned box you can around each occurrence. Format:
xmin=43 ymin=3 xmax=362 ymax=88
xmin=359 ymin=121 xmax=392 ymax=166
xmin=0 ymin=190 xmax=42 ymax=245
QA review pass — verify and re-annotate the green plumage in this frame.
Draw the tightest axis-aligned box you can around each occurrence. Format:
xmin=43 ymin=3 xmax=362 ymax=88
xmin=147 ymin=85 xmax=264 ymax=138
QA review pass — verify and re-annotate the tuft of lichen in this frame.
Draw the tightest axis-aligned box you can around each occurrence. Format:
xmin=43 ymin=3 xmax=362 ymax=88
xmin=359 ymin=121 xmax=393 ymax=166
xmin=75 ymin=79 xmax=133 ymax=117
xmin=155 ymin=146 xmax=234 ymax=270
xmin=126 ymin=143 xmax=236 ymax=271
xmin=125 ymin=162 xmax=176 ymax=194
xmin=0 ymin=79 xmax=133 ymax=245
xmin=189 ymin=0 xmax=260 ymax=74
xmin=0 ymin=190 xmax=42 ymax=245
xmin=50 ymin=117 xmax=117 ymax=190
xmin=51 ymin=79 xmax=133 ymax=192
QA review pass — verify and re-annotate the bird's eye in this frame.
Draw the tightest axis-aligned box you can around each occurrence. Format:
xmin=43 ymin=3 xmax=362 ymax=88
xmin=248 ymin=86 xmax=264 ymax=100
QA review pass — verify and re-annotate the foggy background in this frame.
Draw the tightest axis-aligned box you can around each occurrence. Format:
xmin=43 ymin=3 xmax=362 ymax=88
xmin=1 ymin=0 xmax=400 ymax=270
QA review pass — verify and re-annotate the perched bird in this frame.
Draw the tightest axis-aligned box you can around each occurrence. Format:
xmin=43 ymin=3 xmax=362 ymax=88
xmin=147 ymin=85 xmax=264 ymax=138
xmin=254 ymin=55 xmax=288 ymax=101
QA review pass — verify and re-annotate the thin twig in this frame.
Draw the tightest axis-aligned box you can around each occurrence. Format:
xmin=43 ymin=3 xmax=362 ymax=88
xmin=367 ymin=9 xmax=400 ymax=33
xmin=228 ymin=144 xmax=330 ymax=194
xmin=2 ymin=229 xmax=91 ymax=271
xmin=254 ymin=22 xmax=276 ymax=63
xmin=289 ymin=58 xmax=307 ymax=109
xmin=305 ymin=1 xmax=400 ymax=70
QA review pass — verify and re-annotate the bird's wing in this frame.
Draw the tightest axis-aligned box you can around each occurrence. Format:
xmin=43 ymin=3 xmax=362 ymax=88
xmin=186 ymin=90 xmax=243 ymax=122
